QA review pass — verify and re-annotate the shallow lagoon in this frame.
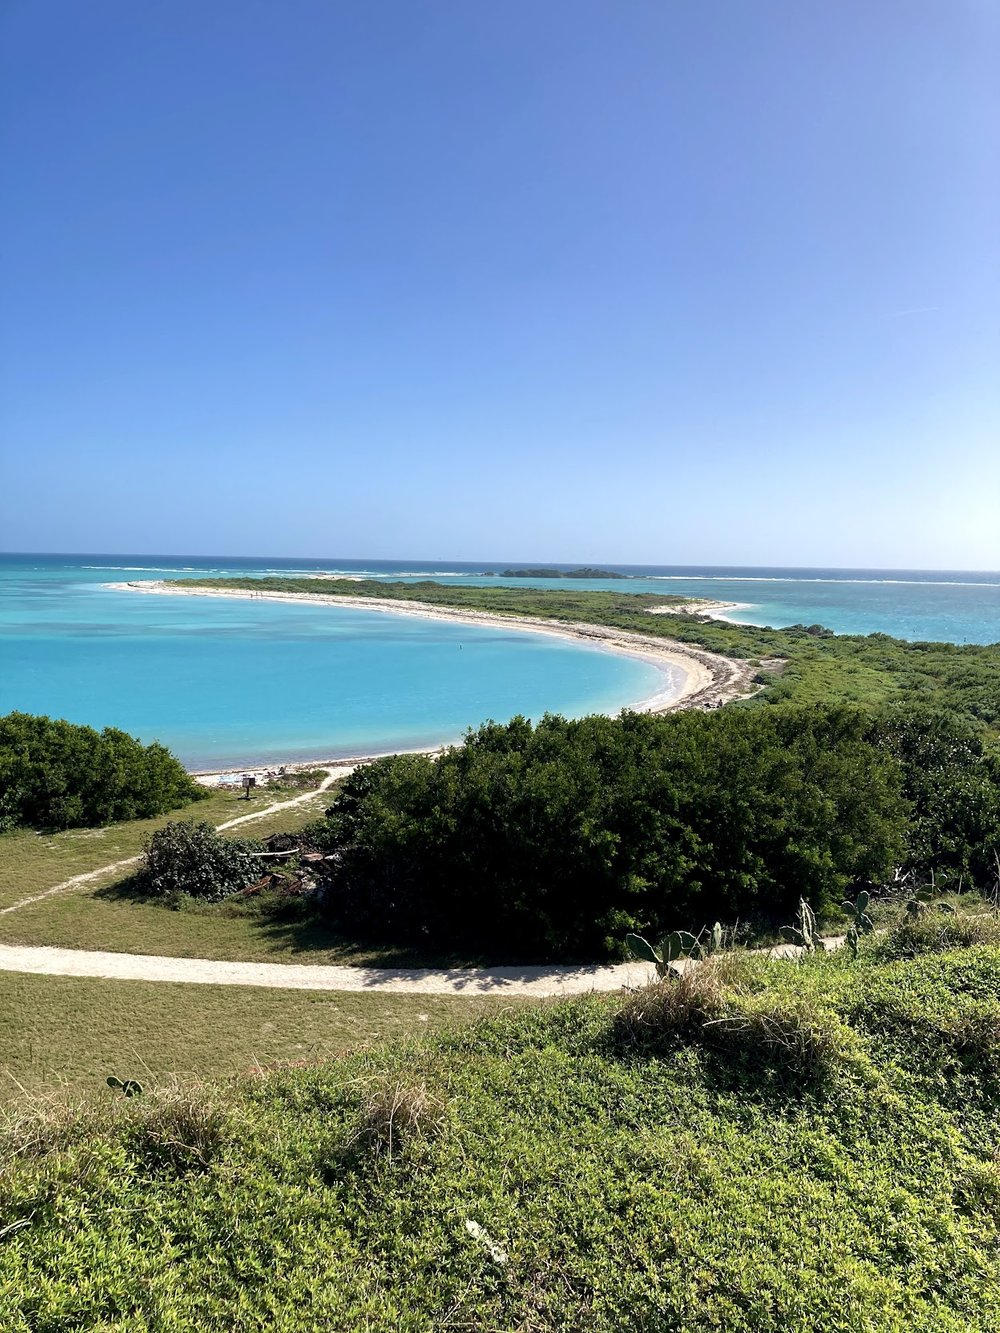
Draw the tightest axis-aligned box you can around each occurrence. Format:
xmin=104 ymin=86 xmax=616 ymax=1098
xmin=0 ymin=561 xmax=669 ymax=769
xmin=3 ymin=554 xmax=998 ymax=769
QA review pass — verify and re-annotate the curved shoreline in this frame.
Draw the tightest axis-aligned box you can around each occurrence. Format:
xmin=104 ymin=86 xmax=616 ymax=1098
xmin=106 ymin=581 xmax=758 ymax=773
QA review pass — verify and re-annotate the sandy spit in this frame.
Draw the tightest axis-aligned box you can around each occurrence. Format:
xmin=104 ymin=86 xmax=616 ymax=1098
xmin=107 ymin=581 xmax=758 ymax=730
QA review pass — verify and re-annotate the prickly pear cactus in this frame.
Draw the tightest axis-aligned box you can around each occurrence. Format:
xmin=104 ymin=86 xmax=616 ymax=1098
xmin=625 ymin=930 xmax=698 ymax=978
xmin=841 ymin=891 xmax=875 ymax=935
xmin=780 ymin=898 xmax=822 ymax=954
xmin=107 ymin=1075 xmax=144 ymax=1098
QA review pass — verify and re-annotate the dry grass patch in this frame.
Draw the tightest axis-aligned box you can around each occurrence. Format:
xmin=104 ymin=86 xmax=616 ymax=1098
xmin=126 ymin=1081 xmax=237 ymax=1171
xmin=343 ymin=1074 xmax=447 ymax=1164
xmin=612 ymin=958 xmax=853 ymax=1088
xmin=612 ymin=962 xmax=730 ymax=1053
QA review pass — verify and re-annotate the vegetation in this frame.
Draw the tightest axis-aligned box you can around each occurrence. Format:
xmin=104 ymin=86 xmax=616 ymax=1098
xmin=0 ymin=712 xmax=203 ymax=832
xmin=482 ymin=566 xmax=630 ymax=578
xmin=0 ymin=771 xmax=336 ymax=913
xmin=0 ymin=971 xmax=509 ymax=1102
xmin=177 ymin=577 xmax=1000 ymax=731
xmin=138 ymin=820 xmax=263 ymax=903
xmin=312 ymin=703 xmax=1000 ymax=960
xmin=1 ymin=942 xmax=998 ymax=1329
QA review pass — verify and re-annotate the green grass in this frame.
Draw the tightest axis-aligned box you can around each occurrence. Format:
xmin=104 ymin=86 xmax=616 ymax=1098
xmin=0 ymin=883 xmax=437 ymax=965
xmin=0 ymin=774 xmax=337 ymax=911
xmin=0 ymin=971 xmax=515 ymax=1103
xmin=1 ymin=944 xmax=998 ymax=1330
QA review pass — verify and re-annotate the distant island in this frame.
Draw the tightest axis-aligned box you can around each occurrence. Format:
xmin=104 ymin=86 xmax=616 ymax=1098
xmin=482 ymin=567 xmax=629 ymax=579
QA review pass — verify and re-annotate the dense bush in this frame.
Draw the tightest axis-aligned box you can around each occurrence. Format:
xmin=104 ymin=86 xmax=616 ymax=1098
xmin=0 ymin=712 xmax=204 ymax=832
xmin=139 ymin=821 xmax=262 ymax=902
xmin=316 ymin=703 xmax=981 ymax=959
xmin=869 ymin=705 xmax=1000 ymax=882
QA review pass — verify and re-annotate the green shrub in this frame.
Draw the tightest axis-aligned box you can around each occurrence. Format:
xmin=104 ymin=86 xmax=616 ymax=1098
xmin=874 ymin=912 xmax=1000 ymax=961
xmin=0 ymin=711 xmax=203 ymax=831
xmin=139 ymin=821 xmax=262 ymax=902
xmin=868 ymin=705 xmax=1000 ymax=881
xmin=315 ymin=704 xmax=913 ymax=959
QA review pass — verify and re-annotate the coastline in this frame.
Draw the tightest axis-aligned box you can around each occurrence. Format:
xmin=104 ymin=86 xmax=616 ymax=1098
xmin=107 ymin=580 xmax=759 ymax=775
xmin=645 ymin=598 xmax=752 ymax=621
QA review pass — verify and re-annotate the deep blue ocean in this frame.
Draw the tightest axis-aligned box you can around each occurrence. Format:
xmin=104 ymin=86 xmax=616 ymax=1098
xmin=2 ymin=554 xmax=998 ymax=770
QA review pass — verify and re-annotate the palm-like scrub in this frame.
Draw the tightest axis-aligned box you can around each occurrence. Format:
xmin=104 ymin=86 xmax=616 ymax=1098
xmin=1 ymin=942 xmax=998 ymax=1331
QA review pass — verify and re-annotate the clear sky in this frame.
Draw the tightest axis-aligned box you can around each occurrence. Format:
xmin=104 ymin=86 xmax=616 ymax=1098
xmin=1 ymin=1 xmax=998 ymax=568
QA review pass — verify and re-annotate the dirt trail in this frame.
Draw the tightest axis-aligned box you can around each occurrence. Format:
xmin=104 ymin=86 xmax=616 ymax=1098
xmin=0 ymin=767 xmax=346 ymax=919
xmin=0 ymin=936 xmax=849 ymax=996
xmin=0 ymin=946 xmax=656 ymax=996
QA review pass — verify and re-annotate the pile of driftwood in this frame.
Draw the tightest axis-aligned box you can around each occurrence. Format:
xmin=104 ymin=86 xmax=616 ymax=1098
xmin=239 ymin=833 xmax=335 ymax=898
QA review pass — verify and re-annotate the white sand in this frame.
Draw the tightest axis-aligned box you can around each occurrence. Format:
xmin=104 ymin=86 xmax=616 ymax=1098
xmin=646 ymin=599 xmax=751 ymax=620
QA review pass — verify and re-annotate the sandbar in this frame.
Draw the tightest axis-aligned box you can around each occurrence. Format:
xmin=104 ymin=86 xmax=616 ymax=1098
xmin=107 ymin=581 xmax=759 ymax=774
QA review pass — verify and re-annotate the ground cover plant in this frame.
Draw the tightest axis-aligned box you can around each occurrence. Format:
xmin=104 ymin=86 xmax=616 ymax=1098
xmin=0 ymin=712 xmax=204 ymax=832
xmin=1 ymin=942 xmax=998 ymax=1330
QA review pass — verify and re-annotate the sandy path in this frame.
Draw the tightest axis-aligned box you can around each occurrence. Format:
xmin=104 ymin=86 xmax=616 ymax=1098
xmin=0 ymin=937 xmax=848 ymax=995
xmin=0 ymin=945 xmax=656 ymax=996
xmin=0 ymin=767 xmax=346 ymax=920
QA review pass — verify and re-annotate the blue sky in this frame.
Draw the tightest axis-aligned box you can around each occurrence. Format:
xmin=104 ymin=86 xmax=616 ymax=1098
xmin=2 ymin=1 xmax=998 ymax=568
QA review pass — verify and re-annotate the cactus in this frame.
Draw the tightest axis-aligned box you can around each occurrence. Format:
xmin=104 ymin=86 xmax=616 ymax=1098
xmin=905 ymin=885 xmax=936 ymax=919
xmin=841 ymin=890 xmax=875 ymax=943
xmin=840 ymin=892 xmax=874 ymax=960
xmin=107 ymin=1075 xmax=144 ymax=1098
xmin=625 ymin=930 xmax=699 ymax=978
xmin=780 ymin=898 xmax=823 ymax=954
xmin=698 ymin=921 xmax=724 ymax=956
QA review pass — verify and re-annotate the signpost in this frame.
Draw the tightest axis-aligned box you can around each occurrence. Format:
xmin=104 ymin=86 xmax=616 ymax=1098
xmin=241 ymin=774 xmax=256 ymax=801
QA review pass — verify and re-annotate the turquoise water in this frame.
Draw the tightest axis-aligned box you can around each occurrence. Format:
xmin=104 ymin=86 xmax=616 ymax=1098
xmin=0 ymin=557 xmax=670 ymax=769
xmin=2 ymin=555 xmax=998 ymax=769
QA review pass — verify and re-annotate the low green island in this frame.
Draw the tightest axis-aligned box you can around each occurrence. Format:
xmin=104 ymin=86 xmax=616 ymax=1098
xmin=482 ymin=566 xmax=629 ymax=578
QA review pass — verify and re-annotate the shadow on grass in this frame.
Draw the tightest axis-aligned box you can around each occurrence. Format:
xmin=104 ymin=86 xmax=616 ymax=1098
xmin=91 ymin=876 xmax=491 ymax=970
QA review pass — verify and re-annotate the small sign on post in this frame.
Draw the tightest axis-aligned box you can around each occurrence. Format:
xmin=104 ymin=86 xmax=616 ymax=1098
xmin=241 ymin=774 xmax=256 ymax=801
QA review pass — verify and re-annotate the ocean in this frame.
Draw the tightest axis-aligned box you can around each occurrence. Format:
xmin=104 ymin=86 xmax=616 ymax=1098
xmin=2 ymin=555 xmax=998 ymax=770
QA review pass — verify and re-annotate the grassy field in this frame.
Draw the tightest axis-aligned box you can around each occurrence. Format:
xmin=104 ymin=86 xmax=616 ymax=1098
xmin=0 ymin=772 xmax=337 ymax=911
xmin=2 ymin=935 xmax=998 ymax=1330
xmin=0 ymin=970 xmax=515 ymax=1103
xmin=0 ymin=882 xmax=436 ymax=965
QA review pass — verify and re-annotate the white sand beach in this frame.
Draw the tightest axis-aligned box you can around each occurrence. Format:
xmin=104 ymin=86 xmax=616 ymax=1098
xmin=108 ymin=581 xmax=758 ymax=747
xmin=645 ymin=598 xmax=752 ymax=620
